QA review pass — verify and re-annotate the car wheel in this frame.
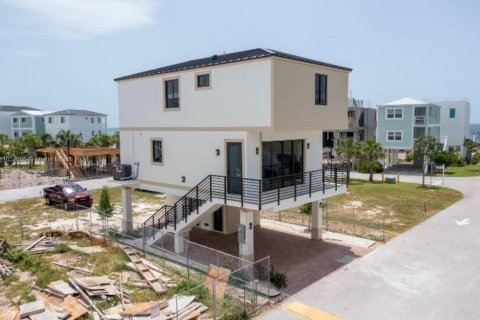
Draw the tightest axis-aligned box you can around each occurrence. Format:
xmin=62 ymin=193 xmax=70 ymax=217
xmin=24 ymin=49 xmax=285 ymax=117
xmin=45 ymin=197 xmax=51 ymax=205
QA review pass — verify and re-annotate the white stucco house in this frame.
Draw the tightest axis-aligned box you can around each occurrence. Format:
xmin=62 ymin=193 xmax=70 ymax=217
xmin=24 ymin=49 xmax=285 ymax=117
xmin=0 ymin=106 xmax=40 ymax=138
xmin=433 ymin=100 xmax=471 ymax=155
xmin=44 ymin=109 xmax=108 ymax=142
xmin=115 ymin=48 xmax=351 ymax=260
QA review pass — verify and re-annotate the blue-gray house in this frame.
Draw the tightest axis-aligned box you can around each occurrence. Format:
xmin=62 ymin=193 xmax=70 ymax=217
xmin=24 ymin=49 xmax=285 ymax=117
xmin=10 ymin=110 xmax=50 ymax=138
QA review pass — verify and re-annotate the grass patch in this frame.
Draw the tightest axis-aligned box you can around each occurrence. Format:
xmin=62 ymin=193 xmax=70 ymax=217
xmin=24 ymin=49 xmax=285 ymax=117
xmin=439 ymin=164 xmax=480 ymax=177
xmin=82 ymin=246 xmax=129 ymax=275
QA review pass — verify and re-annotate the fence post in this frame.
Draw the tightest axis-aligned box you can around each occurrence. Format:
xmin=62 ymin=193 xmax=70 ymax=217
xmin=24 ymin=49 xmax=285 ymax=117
xmin=196 ymin=187 xmax=199 ymax=215
xmin=213 ymin=282 xmax=217 ymax=320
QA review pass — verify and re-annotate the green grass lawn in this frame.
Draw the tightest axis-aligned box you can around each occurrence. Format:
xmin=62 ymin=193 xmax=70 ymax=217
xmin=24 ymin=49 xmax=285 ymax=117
xmin=325 ymin=179 xmax=463 ymax=240
xmin=440 ymin=164 xmax=480 ymax=177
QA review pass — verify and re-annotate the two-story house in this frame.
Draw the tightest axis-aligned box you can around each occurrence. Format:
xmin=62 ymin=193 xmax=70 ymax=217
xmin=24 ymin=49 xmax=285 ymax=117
xmin=44 ymin=109 xmax=108 ymax=142
xmin=0 ymin=106 xmax=39 ymax=137
xmin=377 ymin=97 xmax=441 ymax=166
xmin=10 ymin=110 xmax=51 ymax=138
xmin=115 ymin=48 xmax=351 ymax=260
xmin=433 ymin=99 xmax=471 ymax=155
xmin=339 ymin=98 xmax=376 ymax=142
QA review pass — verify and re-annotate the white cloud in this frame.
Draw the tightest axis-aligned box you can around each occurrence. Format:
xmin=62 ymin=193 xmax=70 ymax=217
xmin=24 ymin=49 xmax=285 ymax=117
xmin=2 ymin=0 xmax=158 ymax=40
xmin=13 ymin=50 xmax=46 ymax=58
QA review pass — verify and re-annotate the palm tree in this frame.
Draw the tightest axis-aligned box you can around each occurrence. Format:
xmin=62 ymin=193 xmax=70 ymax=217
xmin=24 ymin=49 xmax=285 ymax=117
xmin=21 ymin=133 xmax=42 ymax=167
xmin=55 ymin=130 xmax=83 ymax=148
xmin=359 ymin=139 xmax=384 ymax=182
xmin=87 ymin=133 xmax=112 ymax=147
xmin=39 ymin=133 xmax=55 ymax=148
xmin=413 ymin=136 xmax=437 ymax=186
xmin=336 ymin=138 xmax=361 ymax=181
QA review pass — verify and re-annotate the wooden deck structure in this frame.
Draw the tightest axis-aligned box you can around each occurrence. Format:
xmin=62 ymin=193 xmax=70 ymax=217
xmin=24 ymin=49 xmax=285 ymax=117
xmin=36 ymin=147 xmax=120 ymax=179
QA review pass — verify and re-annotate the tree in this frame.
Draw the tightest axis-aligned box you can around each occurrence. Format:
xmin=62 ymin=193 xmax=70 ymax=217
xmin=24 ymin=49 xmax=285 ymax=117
xmin=413 ymin=136 xmax=437 ymax=186
xmin=96 ymin=186 xmax=115 ymax=228
xmin=88 ymin=133 xmax=112 ymax=147
xmin=39 ymin=133 xmax=55 ymax=148
xmin=110 ymin=131 xmax=120 ymax=148
xmin=7 ymin=139 xmax=25 ymax=166
xmin=299 ymin=203 xmax=312 ymax=228
xmin=464 ymin=139 xmax=477 ymax=164
xmin=431 ymin=151 xmax=460 ymax=168
xmin=359 ymin=140 xmax=384 ymax=182
xmin=21 ymin=134 xmax=42 ymax=168
xmin=336 ymin=138 xmax=361 ymax=181
xmin=0 ymin=134 xmax=9 ymax=146
xmin=55 ymin=130 xmax=83 ymax=148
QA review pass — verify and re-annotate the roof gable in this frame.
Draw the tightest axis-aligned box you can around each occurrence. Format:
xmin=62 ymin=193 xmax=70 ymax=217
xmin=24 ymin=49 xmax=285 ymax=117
xmin=380 ymin=97 xmax=430 ymax=106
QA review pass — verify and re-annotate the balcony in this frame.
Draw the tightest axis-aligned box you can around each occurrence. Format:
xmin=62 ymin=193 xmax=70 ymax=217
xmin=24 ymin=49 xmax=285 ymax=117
xmin=415 ymin=116 xmax=426 ymax=125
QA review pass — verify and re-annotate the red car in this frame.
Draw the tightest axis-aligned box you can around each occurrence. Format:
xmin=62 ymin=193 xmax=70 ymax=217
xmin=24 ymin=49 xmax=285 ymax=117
xmin=43 ymin=183 xmax=93 ymax=210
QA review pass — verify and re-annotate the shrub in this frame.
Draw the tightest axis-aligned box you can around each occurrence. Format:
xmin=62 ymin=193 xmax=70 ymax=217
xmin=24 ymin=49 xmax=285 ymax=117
xmin=169 ymin=279 xmax=209 ymax=303
xmin=406 ymin=151 xmax=414 ymax=162
xmin=454 ymin=157 xmax=466 ymax=167
xmin=431 ymin=151 xmax=460 ymax=167
xmin=270 ymin=265 xmax=288 ymax=289
xmin=222 ymin=298 xmax=250 ymax=320
xmin=53 ymin=243 xmax=70 ymax=254
xmin=96 ymin=186 xmax=115 ymax=219
xmin=358 ymin=159 xmax=383 ymax=174
xmin=472 ymin=153 xmax=480 ymax=165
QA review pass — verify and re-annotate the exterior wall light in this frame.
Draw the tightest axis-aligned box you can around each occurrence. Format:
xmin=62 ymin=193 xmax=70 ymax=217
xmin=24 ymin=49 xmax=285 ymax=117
xmin=307 ymin=143 xmax=310 ymax=149
xmin=216 ymin=149 xmax=220 ymax=156
xmin=256 ymin=147 xmax=259 ymax=155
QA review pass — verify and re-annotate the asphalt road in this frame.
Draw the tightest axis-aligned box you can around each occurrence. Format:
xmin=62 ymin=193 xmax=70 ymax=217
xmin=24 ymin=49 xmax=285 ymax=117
xmin=260 ymin=173 xmax=480 ymax=320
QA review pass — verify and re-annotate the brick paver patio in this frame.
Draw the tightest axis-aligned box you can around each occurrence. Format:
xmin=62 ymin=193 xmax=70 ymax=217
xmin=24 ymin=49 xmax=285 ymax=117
xmin=189 ymin=226 xmax=371 ymax=295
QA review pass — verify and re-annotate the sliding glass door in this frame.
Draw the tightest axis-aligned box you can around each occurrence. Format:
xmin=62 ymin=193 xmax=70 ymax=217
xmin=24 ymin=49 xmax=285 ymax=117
xmin=262 ymin=140 xmax=304 ymax=191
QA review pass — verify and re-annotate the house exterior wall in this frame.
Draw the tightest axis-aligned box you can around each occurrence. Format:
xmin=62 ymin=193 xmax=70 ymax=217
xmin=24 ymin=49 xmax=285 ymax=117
xmin=0 ymin=113 xmax=12 ymax=136
xmin=10 ymin=113 xmax=46 ymax=137
xmin=434 ymin=100 xmax=471 ymax=152
xmin=271 ymin=58 xmax=349 ymax=131
xmin=377 ymin=105 xmax=414 ymax=149
xmin=118 ymin=59 xmax=272 ymax=130
xmin=45 ymin=115 xmax=107 ymax=142
xmin=34 ymin=117 xmax=45 ymax=134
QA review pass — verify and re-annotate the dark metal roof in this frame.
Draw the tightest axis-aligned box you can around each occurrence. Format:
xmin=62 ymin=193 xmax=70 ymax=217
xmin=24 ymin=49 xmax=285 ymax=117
xmin=114 ymin=48 xmax=352 ymax=81
xmin=46 ymin=109 xmax=107 ymax=117
xmin=0 ymin=105 xmax=39 ymax=112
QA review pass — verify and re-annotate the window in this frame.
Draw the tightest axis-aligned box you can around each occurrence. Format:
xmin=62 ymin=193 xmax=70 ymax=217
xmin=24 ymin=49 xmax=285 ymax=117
xmin=13 ymin=131 xmax=19 ymax=138
xmin=152 ymin=140 xmax=163 ymax=164
xmin=165 ymin=79 xmax=179 ymax=108
xmin=92 ymin=130 xmax=95 ymax=136
xmin=387 ymin=131 xmax=402 ymax=141
xmin=91 ymin=117 xmax=94 ymax=123
xmin=196 ymin=74 xmax=210 ymax=88
xmin=262 ymin=140 xmax=304 ymax=190
xmin=13 ymin=117 xmax=18 ymax=123
xmin=315 ymin=74 xmax=327 ymax=105
xmin=41 ymin=118 xmax=44 ymax=123
xmin=48 ymin=117 xmax=52 ymax=124
xmin=386 ymin=108 xmax=403 ymax=119
xmin=61 ymin=117 xmax=65 ymax=123
xmin=98 ymin=117 xmax=101 ymax=123
xmin=21 ymin=117 xmax=26 ymax=123
xmin=450 ymin=108 xmax=456 ymax=118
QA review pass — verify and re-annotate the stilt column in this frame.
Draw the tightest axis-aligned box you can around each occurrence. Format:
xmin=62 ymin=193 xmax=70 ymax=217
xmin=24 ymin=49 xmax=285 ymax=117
xmin=174 ymin=230 xmax=190 ymax=254
xmin=239 ymin=210 xmax=255 ymax=261
xmin=311 ymin=201 xmax=322 ymax=240
xmin=121 ymin=185 xmax=133 ymax=232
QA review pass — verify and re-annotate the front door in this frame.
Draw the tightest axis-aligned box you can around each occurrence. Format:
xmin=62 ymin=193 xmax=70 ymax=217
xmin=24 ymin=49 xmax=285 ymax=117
xmin=226 ymin=142 xmax=242 ymax=194
xmin=213 ymin=207 xmax=223 ymax=232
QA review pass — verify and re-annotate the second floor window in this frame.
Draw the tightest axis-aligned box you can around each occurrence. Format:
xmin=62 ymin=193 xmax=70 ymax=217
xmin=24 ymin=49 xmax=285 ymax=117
xmin=21 ymin=117 xmax=26 ymax=123
xmin=61 ymin=117 xmax=65 ymax=123
xmin=48 ymin=117 xmax=52 ymax=124
xmin=386 ymin=108 xmax=403 ymax=119
xmin=165 ymin=79 xmax=179 ymax=108
xmin=91 ymin=117 xmax=94 ymax=123
xmin=13 ymin=117 xmax=18 ymax=123
xmin=152 ymin=140 xmax=163 ymax=163
xmin=315 ymin=74 xmax=327 ymax=105
xmin=450 ymin=108 xmax=456 ymax=118
xmin=197 ymin=74 xmax=210 ymax=88
xmin=98 ymin=117 xmax=101 ymax=123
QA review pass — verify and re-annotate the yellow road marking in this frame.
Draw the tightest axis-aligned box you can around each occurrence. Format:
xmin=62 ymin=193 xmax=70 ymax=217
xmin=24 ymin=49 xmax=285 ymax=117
xmin=284 ymin=302 xmax=343 ymax=320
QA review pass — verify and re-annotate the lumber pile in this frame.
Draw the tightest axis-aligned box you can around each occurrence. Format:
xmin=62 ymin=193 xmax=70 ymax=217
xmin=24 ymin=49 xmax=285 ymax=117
xmin=0 ymin=258 xmax=13 ymax=277
xmin=15 ymin=236 xmax=64 ymax=255
xmin=0 ymin=305 xmax=20 ymax=320
xmin=120 ymin=295 xmax=208 ymax=320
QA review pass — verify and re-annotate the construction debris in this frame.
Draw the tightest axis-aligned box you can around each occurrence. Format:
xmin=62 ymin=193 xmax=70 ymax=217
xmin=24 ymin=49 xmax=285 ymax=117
xmin=205 ymin=264 xmax=231 ymax=299
xmin=0 ymin=305 xmax=20 ymax=320
xmin=120 ymin=295 xmax=207 ymax=319
xmin=0 ymin=258 xmax=13 ymax=277
xmin=19 ymin=299 xmax=45 ymax=318
xmin=121 ymin=246 xmax=166 ymax=294
xmin=47 ymin=281 xmax=78 ymax=298
xmin=69 ymin=244 xmax=106 ymax=255
xmin=52 ymin=262 xmax=93 ymax=276
xmin=0 ymin=239 xmax=8 ymax=254
xmin=15 ymin=236 xmax=64 ymax=255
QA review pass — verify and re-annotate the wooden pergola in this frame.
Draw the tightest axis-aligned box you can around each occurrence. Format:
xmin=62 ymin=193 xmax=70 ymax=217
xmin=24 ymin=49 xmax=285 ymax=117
xmin=36 ymin=147 xmax=121 ymax=178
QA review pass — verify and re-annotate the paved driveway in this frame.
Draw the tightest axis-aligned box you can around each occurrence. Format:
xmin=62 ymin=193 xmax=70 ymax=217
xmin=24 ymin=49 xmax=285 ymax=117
xmin=260 ymin=174 xmax=480 ymax=320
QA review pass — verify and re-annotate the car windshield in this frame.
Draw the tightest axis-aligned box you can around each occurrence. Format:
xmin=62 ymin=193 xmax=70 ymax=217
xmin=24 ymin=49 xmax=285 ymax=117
xmin=64 ymin=185 xmax=84 ymax=194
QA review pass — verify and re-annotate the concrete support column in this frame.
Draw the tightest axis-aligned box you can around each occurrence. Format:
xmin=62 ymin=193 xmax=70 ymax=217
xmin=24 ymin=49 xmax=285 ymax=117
xmin=311 ymin=200 xmax=322 ymax=240
xmin=174 ymin=230 xmax=190 ymax=254
xmin=121 ymin=186 xmax=133 ymax=233
xmin=239 ymin=210 xmax=255 ymax=261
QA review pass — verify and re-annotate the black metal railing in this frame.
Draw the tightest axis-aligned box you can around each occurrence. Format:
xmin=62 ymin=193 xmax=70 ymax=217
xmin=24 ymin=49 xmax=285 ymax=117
xmin=144 ymin=164 xmax=348 ymax=230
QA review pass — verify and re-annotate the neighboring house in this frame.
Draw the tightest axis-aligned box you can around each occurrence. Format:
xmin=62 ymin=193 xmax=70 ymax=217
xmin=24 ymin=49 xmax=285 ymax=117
xmin=10 ymin=110 xmax=51 ymax=138
xmin=44 ymin=109 xmax=108 ymax=142
xmin=0 ymin=105 xmax=39 ymax=137
xmin=115 ymin=48 xmax=351 ymax=260
xmin=433 ymin=100 xmax=471 ymax=155
xmin=339 ymin=98 xmax=376 ymax=142
xmin=377 ymin=97 xmax=441 ymax=166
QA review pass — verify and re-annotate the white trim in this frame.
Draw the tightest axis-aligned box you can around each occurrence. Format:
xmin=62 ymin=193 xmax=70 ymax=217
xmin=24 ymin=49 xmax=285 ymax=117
xmin=386 ymin=108 xmax=403 ymax=120
xmin=386 ymin=130 xmax=403 ymax=142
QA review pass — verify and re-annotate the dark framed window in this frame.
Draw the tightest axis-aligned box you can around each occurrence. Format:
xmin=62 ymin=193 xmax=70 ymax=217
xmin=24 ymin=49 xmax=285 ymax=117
xmin=386 ymin=108 xmax=403 ymax=119
xmin=387 ymin=131 xmax=402 ymax=141
xmin=21 ymin=117 xmax=26 ymax=123
xmin=165 ymin=79 xmax=179 ymax=108
xmin=449 ymin=108 xmax=456 ymax=118
xmin=197 ymin=74 xmax=210 ymax=88
xmin=152 ymin=140 xmax=163 ymax=163
xmin=262 ymin=140 xmax=304 ymax=190
xmin=315 ymin=74 xmax=327 ymax=105
xmin=13 ymin=118 xmax=18 ymax=123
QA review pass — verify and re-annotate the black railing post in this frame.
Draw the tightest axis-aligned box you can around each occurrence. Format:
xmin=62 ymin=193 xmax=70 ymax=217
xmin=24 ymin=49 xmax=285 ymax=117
xmin=335 ymin=166 xmax=338 ymax=191
xmin=346 ymin=164 xmax=350 ymax=186
xmin=209 ymin=176 xmax=212 ymax=202
xmin=240 ymin=178 xmax=244 ymax=207
xmin=309 ymin=172 xmax=312 ymax=198
xmin=258 ymin=180 xmax=262 ymax=210
xmin=165 ymin=208 xmax=169 ymax=226
xmin=224 ymin=176 xmax=227 ymax=204
xmin=174 ymin=204 xmax=177 ymax=231
xmin=294 ymin=175 xmax=297 ymax=201
xmin=184 ymin=203 xmax=187 ymax=222
xmin=196 ymin=186 xmax=199 ymax=215
xmin=322 ymin=168 xmax=325 ymax=194
xmin=277 ymin=177 xmax=281 ymax=205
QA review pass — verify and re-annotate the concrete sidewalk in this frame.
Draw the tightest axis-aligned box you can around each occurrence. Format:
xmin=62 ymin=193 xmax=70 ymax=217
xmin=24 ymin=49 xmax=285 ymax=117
xmin=260 ymin=174 xmax=480 ymax=320
xmin=0 ymin=177 xmax=118 ymax=202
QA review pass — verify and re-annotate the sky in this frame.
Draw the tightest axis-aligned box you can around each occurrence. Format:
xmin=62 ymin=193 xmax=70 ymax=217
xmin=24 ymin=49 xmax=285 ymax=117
xmin=0 ymin=0 xmax=479 ymax=127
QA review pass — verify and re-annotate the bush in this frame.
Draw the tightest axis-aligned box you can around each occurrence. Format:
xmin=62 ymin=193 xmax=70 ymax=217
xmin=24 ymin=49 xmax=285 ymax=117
xmin=454 ymin=157 xmax=466 ymax=167
xmin=222 ymin=298 xmax=250 ymax=320
xmin=358 ymin=160 xmax=383 ymax=174
xmin=169 ymin=279 xmax=209 ymax=303
xmin=53 ymin=243 xmax=70 ymax=254
xmin=270 ymin=266 xmax=288 ymax=289
xmin=472 ymin=153 xmax=480 ymax=165
xmin=406 ymin=151 xmax=414 ymax=162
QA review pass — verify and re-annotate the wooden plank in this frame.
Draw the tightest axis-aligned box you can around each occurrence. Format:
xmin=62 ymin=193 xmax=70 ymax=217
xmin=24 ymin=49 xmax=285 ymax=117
xmin=23 ymin=236 xmax=46 ymax=252
xmin=47 ymin=280 xmax=77 ymax=296
xmin=60 ymin=296 xmax=88 ymax=320
xmin=19 ymin=299 xmax=45 ymax=318
xmin=53 ymin=262 xmax=92 ymax=275
xmin=0 ymin=306 xmax=19 ymax=320
xmin=205 ymin=265 xmax=231 ymax=299
xmin=68 ymin=279 xmax=107 ymax=320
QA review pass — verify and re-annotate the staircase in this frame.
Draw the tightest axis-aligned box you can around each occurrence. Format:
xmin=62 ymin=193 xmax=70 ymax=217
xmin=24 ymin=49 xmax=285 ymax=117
xmin=55 ymin=149 xmax=82 ymax=179
xmin=144 ymin=165 xmax=348 ymax=233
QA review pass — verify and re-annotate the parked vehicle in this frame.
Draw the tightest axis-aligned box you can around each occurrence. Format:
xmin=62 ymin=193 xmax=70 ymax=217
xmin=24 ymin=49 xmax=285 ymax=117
xmin=43 ymin=183 xmax=93 ymax=210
